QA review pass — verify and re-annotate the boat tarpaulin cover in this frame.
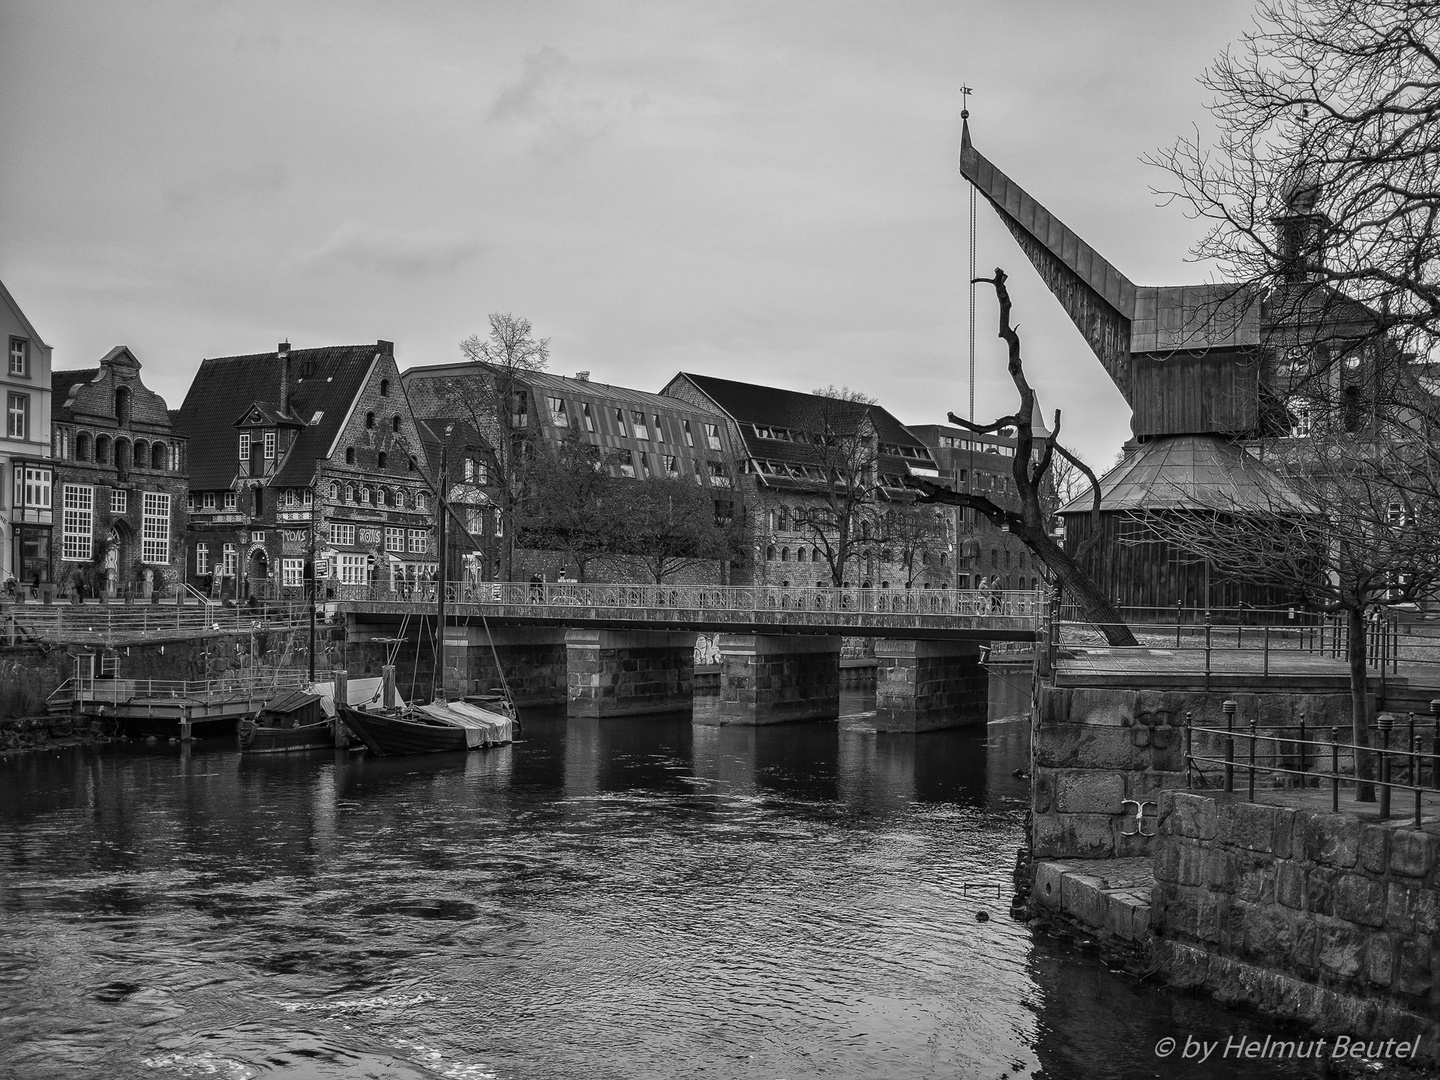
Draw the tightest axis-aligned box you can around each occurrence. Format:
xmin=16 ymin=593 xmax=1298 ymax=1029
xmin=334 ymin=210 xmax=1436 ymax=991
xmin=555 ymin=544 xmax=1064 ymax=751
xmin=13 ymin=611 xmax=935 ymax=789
xmin=416 ymin=702 xmax=516 ymax=749
xmin=311 ymin=678 xmax=406 ymax=719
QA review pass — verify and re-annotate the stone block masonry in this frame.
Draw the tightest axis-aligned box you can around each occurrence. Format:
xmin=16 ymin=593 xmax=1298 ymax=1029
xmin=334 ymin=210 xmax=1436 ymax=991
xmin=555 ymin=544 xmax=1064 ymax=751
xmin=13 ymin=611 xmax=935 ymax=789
xmin=712 ymin=634 xmax=840 ymax=725
xmin=873 ymin=639 xmax=986 ymax=732
xmin=1033 ymin=685 xmax=1356 ymax=861
xmin=1152 ymin=791 xmax=1438 ymax=1060
xmin=565 ymin=629 xmax=696 ymax=718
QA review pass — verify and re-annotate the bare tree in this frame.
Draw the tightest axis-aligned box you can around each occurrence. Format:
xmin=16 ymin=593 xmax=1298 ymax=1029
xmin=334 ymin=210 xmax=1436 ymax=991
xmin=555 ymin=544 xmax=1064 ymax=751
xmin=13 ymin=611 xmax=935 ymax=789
xmin=881 ymin=504 xmax=953 ymax=588
xmin=515 ymin=432 xmax=619 ymax=582
xmin=611 ymin=476 xmax=742 ymax=584
xmin=917 ymin=269 xmax=1137 ymax=646
xmin=1138 ymin=428 xmax=1440 ymax=798
xmin=426 ymin=313 xmax=551 ymax=581
xmin=1148 ymin=0 xmax=1440 ymax=386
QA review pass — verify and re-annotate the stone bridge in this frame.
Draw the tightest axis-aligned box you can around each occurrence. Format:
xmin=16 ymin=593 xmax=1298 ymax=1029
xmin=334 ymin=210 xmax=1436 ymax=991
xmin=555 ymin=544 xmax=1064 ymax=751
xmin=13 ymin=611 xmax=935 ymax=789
xmin=339 ymin=582 xmax=1045 ymax=731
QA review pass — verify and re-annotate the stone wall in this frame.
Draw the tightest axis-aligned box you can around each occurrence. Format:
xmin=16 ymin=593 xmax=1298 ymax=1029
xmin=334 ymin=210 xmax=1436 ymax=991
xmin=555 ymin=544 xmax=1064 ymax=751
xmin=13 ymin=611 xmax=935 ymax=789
xmin=714 ymin=633 xmax=840 ymax=724
xmin=1152 ymin=790 xmax=1438 ymax=1057
xmin=1034 ymin=685 xmax=1355 ymax=862
xmin=565 ymin=629 xmax=695 ymax=717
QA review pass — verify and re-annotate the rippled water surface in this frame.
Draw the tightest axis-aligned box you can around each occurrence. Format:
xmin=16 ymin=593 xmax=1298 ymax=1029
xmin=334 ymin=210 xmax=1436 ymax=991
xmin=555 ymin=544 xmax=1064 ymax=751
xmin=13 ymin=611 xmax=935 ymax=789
xmin=2 ymin=681 xmax=1326 ymax=1079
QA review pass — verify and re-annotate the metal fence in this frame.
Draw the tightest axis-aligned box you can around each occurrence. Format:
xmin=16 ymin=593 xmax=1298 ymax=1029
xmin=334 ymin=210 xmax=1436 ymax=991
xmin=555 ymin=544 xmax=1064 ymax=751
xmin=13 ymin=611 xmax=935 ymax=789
xmin=3 ymin=600 xmax=312 ymax=646
xmin=48 ymin=669 xmax=311 ymax=709
xmin=1185 ymin=703 xmax=1440 ymax=828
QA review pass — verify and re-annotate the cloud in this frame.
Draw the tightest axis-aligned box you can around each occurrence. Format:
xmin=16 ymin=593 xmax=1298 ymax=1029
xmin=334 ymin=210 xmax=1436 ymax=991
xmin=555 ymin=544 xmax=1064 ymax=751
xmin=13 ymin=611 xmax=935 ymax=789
xmin=163 ymin=161 xmax=290 ymax=212
xmin=307 ymin=221 xmax=484 ymax=277
xmin=487 ymin=45 xmax=637 ymax=157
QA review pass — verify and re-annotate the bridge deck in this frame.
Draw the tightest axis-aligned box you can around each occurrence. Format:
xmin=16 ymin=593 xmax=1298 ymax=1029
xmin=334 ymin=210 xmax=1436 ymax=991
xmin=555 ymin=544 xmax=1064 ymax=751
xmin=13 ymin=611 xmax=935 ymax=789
xmin=340 ymin=582 xmax=1044 ymax=642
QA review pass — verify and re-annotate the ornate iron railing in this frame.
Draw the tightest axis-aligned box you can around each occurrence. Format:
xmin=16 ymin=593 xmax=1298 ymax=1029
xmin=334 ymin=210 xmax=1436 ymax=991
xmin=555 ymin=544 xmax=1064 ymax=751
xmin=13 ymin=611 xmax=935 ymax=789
xmin=3 ymin=601 xmax=311 ymax=647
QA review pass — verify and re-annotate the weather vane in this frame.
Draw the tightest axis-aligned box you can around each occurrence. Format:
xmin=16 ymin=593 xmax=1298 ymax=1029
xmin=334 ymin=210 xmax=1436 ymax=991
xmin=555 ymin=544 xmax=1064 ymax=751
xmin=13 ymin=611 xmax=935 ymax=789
xmin=959 ymin=84 xmax=973 ymax=119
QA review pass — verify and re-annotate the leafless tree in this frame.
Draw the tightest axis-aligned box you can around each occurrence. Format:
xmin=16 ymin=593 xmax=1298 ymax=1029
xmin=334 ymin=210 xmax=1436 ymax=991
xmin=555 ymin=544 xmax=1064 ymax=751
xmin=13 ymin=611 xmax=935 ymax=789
xmin=1137 ymin=427 xmax=1440 ymax=798
xmin=917 ymin=269 xmax=1137 ymax=646
xmin=416 ymin=314 xmax=551 ymax=581
xmin=1148 ymin=0 xmax=1440 ymax=389
xmin=881 ymin=504 xmax=953 ymax=588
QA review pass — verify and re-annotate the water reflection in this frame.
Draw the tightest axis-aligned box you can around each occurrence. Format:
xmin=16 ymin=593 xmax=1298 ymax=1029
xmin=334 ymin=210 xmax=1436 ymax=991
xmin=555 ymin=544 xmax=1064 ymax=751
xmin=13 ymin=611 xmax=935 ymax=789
xmin=0 ymin=670 xmax=1327 ymax=1079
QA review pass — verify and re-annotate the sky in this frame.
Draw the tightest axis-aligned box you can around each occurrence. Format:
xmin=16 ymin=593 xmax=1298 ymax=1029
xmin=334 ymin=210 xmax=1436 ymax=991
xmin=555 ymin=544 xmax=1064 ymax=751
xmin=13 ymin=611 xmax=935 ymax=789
xmin=0 ymin=0 xmax=1259 ymax=470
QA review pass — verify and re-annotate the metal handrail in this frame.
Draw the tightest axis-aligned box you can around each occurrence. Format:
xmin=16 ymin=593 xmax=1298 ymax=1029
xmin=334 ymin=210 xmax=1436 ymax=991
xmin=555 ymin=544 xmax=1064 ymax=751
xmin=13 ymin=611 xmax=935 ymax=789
xmin=1185 ymin=720 xmax=1439 ymax=828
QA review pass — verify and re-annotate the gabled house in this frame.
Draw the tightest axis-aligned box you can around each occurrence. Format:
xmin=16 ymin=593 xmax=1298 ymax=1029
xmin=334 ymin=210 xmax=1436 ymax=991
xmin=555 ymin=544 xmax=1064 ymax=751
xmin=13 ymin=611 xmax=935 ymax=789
xmin=19 ymin=346 xmax=188 ymax=597
xmin=661 ymin=373 xmax=954 ymax=590
xmin=175 ymin=340 xmax=436 ymax=598
xmin=1 ymin=278 xmax=53 ymax=589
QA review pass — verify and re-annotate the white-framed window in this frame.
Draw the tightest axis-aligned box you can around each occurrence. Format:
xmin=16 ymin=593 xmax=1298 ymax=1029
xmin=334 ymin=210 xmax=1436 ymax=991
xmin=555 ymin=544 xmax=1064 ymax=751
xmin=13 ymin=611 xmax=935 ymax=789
xmin=222 ymin=543 xmax=238 ymax=576
xmin=614 ymin=408 xmax=629 ymax=436
xmin=464 ymin=458 xmax=490 ymax=484
xmin=194 ymin=543 xmax=210 ymax=575
xmin=653 ymin=416 xmax=664 ymax=443
xmin=203 ymin=492 xmax=217 ymax=510
xmin=386 ymin=526 xmax=404 ymax=552
xmin=704 ymin=422 xmax=721 ymax=450
xmin=408 ymin=529 xmax=427 ymax=553
xmin=61 ymin=485 xmax=94 ymax=561
xmin=683 ymin=420 xmax=694 ymax=447
xmin=111 ymin=489 xmax=127 ymax=514
xmin=302 ymin=488 xmax=313 ymax=508
xmin=239 ymin=432 xmax=251 ymax=461
xmin=360 ymin=486 xmax=371 ymax=504
xmin=345 ymin=484 xmax=355 ymax=503
xmin=337 ymin=553 xmax=367 ymax=585
xmin=417 ymin=492 xmax=428 ymax=513
xmin=263 ymin=431 xmax=276 ymax=459
xmin=631 ymin=411 xmax=649 ymax=440
xmin=547 ymin=395 xmax=569 ymax=427
xmin=664 ymin=454 xmax=679 ymax=476
xmin=331 ymin=523 xmax=356 ymax=546
xmin=282 ymin=558 xmax=304 ymax=587
xmin=1286 ymin=397 xmax=1313 ymax=439
xmin=582 ymin=403 xmax=596 ymax=432
xmin=7 ymin=392 xmax=28 ymax=440
xmin=169 ymin=444 xmax=182 ymax=471
xmin=14 ymin=465 xmax=51 ymax=509
xmin=224 ymin=492 xmax=237 ymax=511
xmin=618 ymin=449 xmax=636 ymax=478
xmin=141 ymin=492 xmax=170 ymax=563
xmin=8 ymin=337 xmax=28 ymax=377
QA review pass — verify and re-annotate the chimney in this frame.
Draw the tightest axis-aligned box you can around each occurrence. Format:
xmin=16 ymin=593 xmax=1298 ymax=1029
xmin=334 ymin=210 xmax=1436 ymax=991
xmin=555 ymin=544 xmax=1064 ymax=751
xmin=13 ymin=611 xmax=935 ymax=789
xmin=278 ymin=341 xmax=291 ymax=414
xmin=575 ymin=371 xmax=590 ymax=382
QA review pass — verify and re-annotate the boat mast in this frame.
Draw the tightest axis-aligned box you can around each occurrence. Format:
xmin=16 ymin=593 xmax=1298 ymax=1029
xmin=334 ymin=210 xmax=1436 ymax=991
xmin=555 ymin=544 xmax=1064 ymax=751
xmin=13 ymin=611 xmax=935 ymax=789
xmin=433 ymin=429 xmax=450 ymax=701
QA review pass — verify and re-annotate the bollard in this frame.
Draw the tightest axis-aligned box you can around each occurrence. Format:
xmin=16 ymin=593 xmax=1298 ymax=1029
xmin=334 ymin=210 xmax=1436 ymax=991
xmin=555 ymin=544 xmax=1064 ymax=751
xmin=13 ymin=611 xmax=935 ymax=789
xmin=1331 ymin=728 xmax=1340 ymax=812
xmin=1377 ymin=712 xmax=1393 ymax=820
xmin=333 ymin=668 xmax=349 ymax=747
xmin=1223 ymin=699 xmax=1237 ymax=793
xmin=1414 ymin=737 xmax=1423 ymax=829
xmin=1184 ymin=712 xmax=1193 ymax=788
xmin=1297 ymin=711 xmax=1308 ymax=779
xmin=1248 ymin=716 xmax=1257 ymax=802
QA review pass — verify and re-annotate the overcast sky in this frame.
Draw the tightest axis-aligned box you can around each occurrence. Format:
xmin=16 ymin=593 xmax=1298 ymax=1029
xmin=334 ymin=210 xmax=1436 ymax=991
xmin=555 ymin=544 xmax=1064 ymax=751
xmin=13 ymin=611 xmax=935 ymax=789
xmin=1 ymin=0 xmax=1258 ymax=468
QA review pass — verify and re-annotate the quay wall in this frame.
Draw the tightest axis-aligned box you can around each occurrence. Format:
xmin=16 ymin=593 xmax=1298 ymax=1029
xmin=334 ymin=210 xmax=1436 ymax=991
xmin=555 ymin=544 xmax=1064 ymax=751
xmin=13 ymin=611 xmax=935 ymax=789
xmin=1153 ymin=790 xmax=1439 ymax=1056
xmin=1034 ymin=685 xmax=1356 ymax=862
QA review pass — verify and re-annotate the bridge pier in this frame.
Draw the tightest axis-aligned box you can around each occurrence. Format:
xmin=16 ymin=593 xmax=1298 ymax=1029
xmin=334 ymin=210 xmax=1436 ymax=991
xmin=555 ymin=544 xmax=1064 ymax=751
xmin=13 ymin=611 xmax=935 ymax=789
xmin=565 ymin=629 xmax=696 ymax=717
xmin=712 ymin=634 xmax=841 ymax=725
xmin=873 ymin=640 xmax=988 ymax=731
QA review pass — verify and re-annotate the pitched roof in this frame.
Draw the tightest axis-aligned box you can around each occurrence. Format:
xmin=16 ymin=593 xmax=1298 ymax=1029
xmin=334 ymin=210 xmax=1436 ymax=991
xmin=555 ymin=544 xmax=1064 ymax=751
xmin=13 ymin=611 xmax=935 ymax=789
xmin=175 ymin=343 xmax=382 ymax=490
xmin=403 ymin=361 xmax=717 ymax=416
xmin=1132 ymin=285 xmax=1262 ymax=354
xmin=1059 ymin=434 xmax=1311 ymax=515
xmin=0 ymin=278 xmax=51 ymax=350
xmin=52 ymin=368 xmax=102 ymax=412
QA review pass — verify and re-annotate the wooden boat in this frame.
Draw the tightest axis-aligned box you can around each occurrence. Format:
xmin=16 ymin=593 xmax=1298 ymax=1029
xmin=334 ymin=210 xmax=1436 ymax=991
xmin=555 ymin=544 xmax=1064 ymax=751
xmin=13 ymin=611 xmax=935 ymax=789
xmin=338 ymin=696 xmax=516 ymax=756
xmin=237 ymin=688 xmax=333 ymax=753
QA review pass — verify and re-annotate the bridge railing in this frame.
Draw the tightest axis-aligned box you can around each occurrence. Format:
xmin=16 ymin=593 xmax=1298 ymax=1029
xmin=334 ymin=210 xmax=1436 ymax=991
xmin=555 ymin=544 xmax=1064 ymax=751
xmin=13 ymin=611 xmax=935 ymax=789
xmin=334 ymin=580 xmax=1046 ymax=626
xmin=5 ymin=601 xmax=312 ymax=646
xmin=48 ymin=669 xmax=312 ymax=708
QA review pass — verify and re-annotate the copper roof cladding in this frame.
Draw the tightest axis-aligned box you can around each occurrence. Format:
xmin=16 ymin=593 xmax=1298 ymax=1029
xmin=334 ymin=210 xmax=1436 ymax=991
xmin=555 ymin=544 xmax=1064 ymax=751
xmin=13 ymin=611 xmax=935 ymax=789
xmin=1130 ymin=285 xmax=1262 ymax=355
xmin=175 ymin=343 xmax=383 ymax=490
xmin=1058 ymin=434 xmax=1311 ymax=516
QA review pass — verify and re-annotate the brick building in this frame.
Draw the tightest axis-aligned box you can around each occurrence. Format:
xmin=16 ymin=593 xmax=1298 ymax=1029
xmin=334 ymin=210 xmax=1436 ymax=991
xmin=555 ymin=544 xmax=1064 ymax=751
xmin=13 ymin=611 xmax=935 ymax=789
xmin=175 ymin=341 xmax=437 ymax=598
xmin=402 ymin=363 xmax=744 ymax=583
xmin=1 ymin=279 xmax=54 ymax=589
xmin=660 ymin=373 xmax=953 ymax=590
xmin=9 ymin=346 xmax=189 ymax=597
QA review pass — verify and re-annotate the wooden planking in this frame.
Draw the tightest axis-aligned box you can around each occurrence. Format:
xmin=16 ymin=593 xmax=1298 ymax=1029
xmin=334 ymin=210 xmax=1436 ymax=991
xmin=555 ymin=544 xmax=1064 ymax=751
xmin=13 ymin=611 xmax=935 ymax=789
xmin=1131 ymin=351 xmax=1261 ymax=439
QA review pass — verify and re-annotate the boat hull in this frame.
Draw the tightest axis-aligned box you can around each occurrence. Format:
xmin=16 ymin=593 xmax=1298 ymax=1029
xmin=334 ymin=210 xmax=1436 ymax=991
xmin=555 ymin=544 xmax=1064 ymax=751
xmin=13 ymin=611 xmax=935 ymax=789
xmin=337 ymin=703 xmax=472 ymax=756
xmin=238 ymin=718 xmax=334 ymax=754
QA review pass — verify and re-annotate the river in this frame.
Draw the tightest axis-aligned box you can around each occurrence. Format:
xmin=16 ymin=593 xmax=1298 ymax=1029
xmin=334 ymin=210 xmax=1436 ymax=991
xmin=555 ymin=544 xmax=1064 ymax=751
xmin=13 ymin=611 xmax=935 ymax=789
xmin=0 ymin=675 xmax=1327 ymax=1079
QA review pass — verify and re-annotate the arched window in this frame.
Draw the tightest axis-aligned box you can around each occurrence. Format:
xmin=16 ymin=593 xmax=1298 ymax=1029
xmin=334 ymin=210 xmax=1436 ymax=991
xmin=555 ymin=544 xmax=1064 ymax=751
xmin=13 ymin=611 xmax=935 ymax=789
xmin=95 ymin=434 xmax=111 ymax=465
xmin=329 ymin=482 xmax=340 ymax=500
xmin=377 ymin=452 xmax=387 ymax=469
xmin=114 ymin=439 xmax=130 ymax=471
xmin=767 ymin=510 xmax=775 ymax=532
xmin=778 ymin=505 xmax=790 ymax=530
xmin=134 ymin=440 xmax=149 ymax=467
xmin=379 ymin=379 xmax=390 ymax=397
xmin=114 ymin=387 xmax=130 ymax=425
xmin=407 ymin=457 xmax=415 ymax=471
xmin=360 ymin=486 xmax=371 ymax=504
xmin=392 ymin=416 xmax=401 ymax=433
xmin=345 ymin=447 xmax=355 ymax=465
xmin=881 ymin=581 xmax=890 ymax=589
xmin=152 ymin=443 xmax=167 ymax=470
xmin=375 ymin=487 xmax=387 ymax=507
xmin=76 ymin=432 xmax=92 ymax=462
xmin=766 ymin=545 xmax=776 ymax=561
xmin=344 ymin=484 xmax=354 ymax=502
xmin=780 ymin=547 xmax=790 ymax=562
xmin=417 ymin=493 xmax=428 ymax=513
xmin=365 ymin=411 xmax=375 ymax=429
